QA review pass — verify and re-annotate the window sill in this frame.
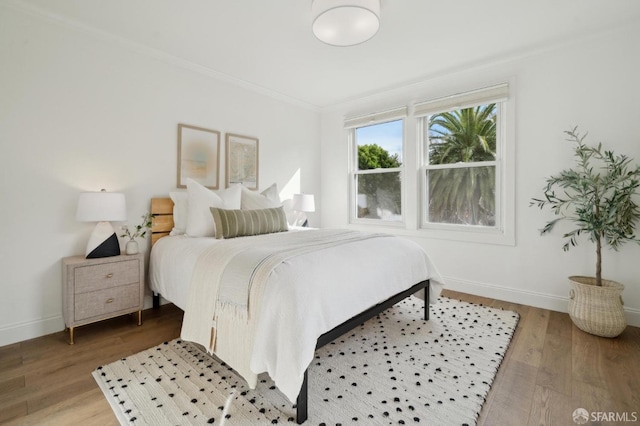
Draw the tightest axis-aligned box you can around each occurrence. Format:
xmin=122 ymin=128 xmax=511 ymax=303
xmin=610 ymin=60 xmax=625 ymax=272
xmin=346 ymin=222 xmax=515 ymax=246
xmin=417 ymin=224 xmax=515 ymax=246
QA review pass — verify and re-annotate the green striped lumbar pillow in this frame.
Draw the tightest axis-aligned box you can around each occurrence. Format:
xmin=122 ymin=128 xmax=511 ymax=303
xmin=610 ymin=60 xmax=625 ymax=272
xmin=210 ymin=206 xmax=288 ymax=239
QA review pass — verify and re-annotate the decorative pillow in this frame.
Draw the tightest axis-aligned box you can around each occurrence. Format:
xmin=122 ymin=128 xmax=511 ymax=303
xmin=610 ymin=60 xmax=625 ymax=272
xmin=185 ymin=179 xmax=242 ymax=237
xmin=210 ymin=206 xmax=288 ymax=239
xmin=169 ymin=191 xmax=188 ymax=236
xmin=220 ymin=184 xmax=242 ymax=209
xmin=260 ymin=182 xmax=281 ymax=204
xmin=240 ymin=183 xmax=281 ymax=210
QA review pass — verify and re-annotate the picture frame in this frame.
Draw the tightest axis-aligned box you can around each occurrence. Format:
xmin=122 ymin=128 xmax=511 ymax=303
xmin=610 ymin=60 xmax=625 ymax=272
xmin=225 ymin=133 xmax=259 ymax=190
xmin=177 ymin=123 xmax=220 ymax=189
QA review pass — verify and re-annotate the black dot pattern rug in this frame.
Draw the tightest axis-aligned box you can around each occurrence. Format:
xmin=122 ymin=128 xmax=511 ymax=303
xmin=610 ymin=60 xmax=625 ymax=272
xmin=93 ymin=296 xmax=519 ymax=425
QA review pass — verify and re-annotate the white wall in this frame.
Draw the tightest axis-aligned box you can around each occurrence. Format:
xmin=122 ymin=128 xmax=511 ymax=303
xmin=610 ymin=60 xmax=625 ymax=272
xmin=0 ymin=7 xmax=320 ymax=346
xmin=2 ymin=6 xmax=639 ymax=349
xmin=319 ymin=23 xmax=640 ymax=326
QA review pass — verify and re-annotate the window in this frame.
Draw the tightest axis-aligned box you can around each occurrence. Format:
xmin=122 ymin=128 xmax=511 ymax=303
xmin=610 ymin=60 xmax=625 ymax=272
xmin=347 ymin=108 xmax=406 ymax=224
xmin=416 ymin=84 xmax=510 ymax=235
xmin=344 ymin=84 xmax=513 ymax=244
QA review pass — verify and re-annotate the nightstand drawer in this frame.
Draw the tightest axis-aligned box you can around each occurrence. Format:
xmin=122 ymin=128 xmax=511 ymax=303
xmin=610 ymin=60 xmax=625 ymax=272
xmin=74 ymin=283 xmax=140 ymax=321
xmin=74 ymin=259 xmax=139 ymax=294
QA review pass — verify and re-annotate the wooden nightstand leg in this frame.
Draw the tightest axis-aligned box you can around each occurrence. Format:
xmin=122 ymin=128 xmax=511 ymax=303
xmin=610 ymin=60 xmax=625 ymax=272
xmin=137 ymin=310 xmax=142 ymax=326
xmin=68 ymin=327 xmax=74 ymax=345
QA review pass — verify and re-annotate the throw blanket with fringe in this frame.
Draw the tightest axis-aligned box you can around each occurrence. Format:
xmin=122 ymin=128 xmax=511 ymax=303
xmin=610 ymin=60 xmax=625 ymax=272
xmin=180 ymin=229 xmax=391 ymax=383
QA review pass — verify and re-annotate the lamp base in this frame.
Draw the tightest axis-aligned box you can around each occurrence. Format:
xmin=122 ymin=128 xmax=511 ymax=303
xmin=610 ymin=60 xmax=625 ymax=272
xmin=86 ymin=222 xmax=121 ymax=258
xmin=293 ymin=211 xmax=310 ymax=227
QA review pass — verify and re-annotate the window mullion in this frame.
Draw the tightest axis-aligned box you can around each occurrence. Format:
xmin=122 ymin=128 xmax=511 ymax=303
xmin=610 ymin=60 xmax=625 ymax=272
xmin=354 ymin=167 xmax=403 ymax=175
xmin=424 ymin=161 xmax=497 ymax=171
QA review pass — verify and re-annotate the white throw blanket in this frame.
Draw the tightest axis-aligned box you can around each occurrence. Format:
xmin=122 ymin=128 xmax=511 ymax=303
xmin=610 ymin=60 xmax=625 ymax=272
xmin=217 ymin=229 xmax=391 ymax=318
xmin=180 ymin=229 xmax=444 ymax=402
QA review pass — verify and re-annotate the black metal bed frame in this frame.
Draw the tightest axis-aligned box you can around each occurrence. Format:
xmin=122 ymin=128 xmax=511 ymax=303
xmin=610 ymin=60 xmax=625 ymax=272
xmin=294 ymin=279 xmax=430 ymax=423
xmin=153 ymin=279 xmax=430 ymax=424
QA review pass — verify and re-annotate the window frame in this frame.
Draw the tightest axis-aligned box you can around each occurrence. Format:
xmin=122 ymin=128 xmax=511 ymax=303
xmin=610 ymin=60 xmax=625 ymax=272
xmin=416 ymin=83 xmax=515 ymax=245
xmin=347 ymin=108 xmax=407 ymax=226
xmin=343 ymin=82 xmax=515 ymax=246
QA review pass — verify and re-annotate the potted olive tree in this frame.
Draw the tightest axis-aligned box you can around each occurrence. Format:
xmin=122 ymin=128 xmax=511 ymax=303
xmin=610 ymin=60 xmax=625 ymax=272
xmin=531 ymin=127 xmax=640 ymax=337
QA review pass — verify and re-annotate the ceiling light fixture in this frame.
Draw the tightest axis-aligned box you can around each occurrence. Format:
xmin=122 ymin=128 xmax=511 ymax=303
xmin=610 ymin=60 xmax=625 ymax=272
xmin=311 ymin=0 xmax=380 ymax=47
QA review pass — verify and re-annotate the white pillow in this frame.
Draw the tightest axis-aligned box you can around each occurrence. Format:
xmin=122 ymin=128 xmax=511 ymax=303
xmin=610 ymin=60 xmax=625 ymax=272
xmin=220 ymin=184 xmax=242 ymax=210
xmin=260 ymin=183 xmax=280 ymax=204
xmin=185 ymin=179 xmax=242 ymax=237
xmin=240 ymin=183 xmax=281 ymax=209
xmin=169 ymin=191 xmax=188 ymax=236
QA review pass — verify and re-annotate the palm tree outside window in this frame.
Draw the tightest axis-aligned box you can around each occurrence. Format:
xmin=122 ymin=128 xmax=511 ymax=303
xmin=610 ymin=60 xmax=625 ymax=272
xmin=426 ymin=104 xmax=497 ymax=226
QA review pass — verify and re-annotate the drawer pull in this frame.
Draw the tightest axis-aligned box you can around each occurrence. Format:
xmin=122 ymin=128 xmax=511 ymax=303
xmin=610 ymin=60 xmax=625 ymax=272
xmin=105 ymin=298 xmax=114 ymax=304
xmin=106 ymin=273 xmax=113 ymax=279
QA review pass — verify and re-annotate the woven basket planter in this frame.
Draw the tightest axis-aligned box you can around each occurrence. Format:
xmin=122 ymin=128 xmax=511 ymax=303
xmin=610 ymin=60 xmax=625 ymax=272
xmin=568 ymin=276 xmax=626 ymax=338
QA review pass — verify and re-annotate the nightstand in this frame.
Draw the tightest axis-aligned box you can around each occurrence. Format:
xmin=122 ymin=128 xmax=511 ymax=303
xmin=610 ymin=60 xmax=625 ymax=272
xmin=62 ymin=253 xmax=144 ymax=344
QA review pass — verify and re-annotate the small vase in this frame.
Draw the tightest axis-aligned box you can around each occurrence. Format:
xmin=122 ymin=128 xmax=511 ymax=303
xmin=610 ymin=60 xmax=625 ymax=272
xmin=125 ymin=240 xmax=139 ymax=255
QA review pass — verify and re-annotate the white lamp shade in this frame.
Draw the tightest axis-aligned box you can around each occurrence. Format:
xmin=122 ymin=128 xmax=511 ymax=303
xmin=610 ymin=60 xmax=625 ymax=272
xmin=76 ymin=190 xmax=126 ymax=258
xmin=312 ymin=0 xmax=380 ymax=47
xmin=293 ymin=193 xmax=316 ymax=212
xmin=76 ymin=191 xmax=127 ymax=222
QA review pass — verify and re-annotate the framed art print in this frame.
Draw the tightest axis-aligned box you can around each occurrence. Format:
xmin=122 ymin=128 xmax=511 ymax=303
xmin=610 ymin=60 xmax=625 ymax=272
xmin=225 ymin=133 xmax=259 ymax=190
xmin=177 ymin=124 xmax=220 ymax=189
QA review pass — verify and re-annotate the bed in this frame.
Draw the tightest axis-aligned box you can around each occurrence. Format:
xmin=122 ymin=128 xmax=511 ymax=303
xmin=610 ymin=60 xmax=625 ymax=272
xmin=148 ymin=191 xmax=444 ymax=423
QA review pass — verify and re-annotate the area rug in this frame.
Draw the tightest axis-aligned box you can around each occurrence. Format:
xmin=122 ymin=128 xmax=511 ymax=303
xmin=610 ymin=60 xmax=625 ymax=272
xmin=93 ymin=297 xmax=519 ymax=425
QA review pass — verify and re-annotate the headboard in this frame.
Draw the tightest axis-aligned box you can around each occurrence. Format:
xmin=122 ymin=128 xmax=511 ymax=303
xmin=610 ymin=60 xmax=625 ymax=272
xmin=150 ymin=198 xmax=174 ymax=246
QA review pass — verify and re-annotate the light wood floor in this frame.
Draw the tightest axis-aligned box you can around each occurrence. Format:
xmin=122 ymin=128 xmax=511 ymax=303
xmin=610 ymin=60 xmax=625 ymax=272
xmin=1 ymin=290 xmax=638 ymax=425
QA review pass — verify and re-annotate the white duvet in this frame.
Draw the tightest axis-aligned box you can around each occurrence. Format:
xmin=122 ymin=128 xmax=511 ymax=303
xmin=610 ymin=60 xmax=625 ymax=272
xmin=149 ymin=229 xmax=444 ymax=403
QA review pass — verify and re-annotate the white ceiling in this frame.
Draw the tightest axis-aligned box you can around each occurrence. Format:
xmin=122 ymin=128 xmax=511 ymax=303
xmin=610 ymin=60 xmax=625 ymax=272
xmin=14 ymin=0 xmax=640 ymax=108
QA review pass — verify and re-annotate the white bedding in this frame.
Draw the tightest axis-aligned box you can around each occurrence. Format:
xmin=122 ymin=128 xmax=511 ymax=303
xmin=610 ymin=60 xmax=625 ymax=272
xmin=149 ymin=229 xmax=444 ymax=403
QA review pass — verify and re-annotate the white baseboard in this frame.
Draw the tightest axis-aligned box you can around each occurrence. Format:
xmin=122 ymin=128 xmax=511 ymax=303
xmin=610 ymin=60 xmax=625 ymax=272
xmin=0 ymin=314 xmax=65 ymax=348
xmin=443 ymin=276 xmax=640 ymax=328
xmin=0 ymin=295 xmax=159 ymax=348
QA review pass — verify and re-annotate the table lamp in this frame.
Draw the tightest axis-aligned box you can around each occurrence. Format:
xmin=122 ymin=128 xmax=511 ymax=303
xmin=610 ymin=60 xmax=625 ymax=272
xmin=292 ymin=193 xmax=315 ymax=227
xmin=76 ymin=189 xmax=127 ymax=258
